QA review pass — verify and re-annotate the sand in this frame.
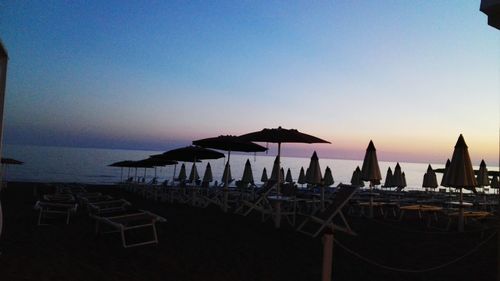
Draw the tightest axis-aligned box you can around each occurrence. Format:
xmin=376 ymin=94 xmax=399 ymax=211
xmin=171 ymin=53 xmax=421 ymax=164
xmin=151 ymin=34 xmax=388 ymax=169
xmin=0 ymin=182 xmax=497 ymax=281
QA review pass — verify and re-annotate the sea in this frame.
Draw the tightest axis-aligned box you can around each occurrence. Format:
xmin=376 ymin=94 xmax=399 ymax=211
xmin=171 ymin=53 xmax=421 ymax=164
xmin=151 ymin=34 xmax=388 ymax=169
xmin=2 ymin=144 xmax=498 ymax=193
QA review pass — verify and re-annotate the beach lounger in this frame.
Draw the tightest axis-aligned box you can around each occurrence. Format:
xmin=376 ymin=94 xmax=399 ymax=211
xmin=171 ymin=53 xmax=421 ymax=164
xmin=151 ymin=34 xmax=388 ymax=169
xmin=92 ymin=210 xmax=166 ymax=248
xmin=88 ymin=199 xmax=132 ymax=215
xmin=34 ymin=200 xmax=78 ymax=225
xmin=296 ymin=185 xmax=358 ymax=237
xmin=234 ymin=182 xmax=276 ymax=216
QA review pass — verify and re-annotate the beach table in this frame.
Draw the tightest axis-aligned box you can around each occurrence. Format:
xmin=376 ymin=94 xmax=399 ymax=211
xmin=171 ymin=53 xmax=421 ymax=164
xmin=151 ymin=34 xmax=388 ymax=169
xmin=445 ymin=211 xmax=492 ymax=231
xmin=398 ymin=204 xmax=443 ymax=224
xmin=267 ymin=195 xmax=296 ymax=228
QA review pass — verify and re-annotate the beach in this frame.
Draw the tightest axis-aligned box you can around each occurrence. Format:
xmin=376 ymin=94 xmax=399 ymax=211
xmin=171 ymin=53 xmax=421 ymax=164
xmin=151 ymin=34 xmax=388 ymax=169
xmin=0 ymin=181 xmax=497 ymax=281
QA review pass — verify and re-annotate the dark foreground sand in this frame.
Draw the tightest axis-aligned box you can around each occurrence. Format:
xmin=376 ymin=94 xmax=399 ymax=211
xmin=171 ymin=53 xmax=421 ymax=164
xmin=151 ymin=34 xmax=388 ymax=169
xmin=0 ymin=182 xmax=497 ymax=281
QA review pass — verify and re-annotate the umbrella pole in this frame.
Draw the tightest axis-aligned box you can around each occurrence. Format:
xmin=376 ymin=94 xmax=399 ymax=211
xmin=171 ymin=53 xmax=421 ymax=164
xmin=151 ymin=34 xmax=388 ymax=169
xmin=458 ymin=188 xmax=464 ymax=232
xmin=274 ymin=142 xmax=282 ymax=229
xmin=223 ymin=151 xmax=231 ymax=213
xmin=369 ymin=182 xmax=374 ymax=218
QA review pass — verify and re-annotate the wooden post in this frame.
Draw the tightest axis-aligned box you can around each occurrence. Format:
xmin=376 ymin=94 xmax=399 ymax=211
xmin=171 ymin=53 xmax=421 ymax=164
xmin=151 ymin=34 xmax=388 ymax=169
xmin=322 ymin=230 xmax=333 ymax=281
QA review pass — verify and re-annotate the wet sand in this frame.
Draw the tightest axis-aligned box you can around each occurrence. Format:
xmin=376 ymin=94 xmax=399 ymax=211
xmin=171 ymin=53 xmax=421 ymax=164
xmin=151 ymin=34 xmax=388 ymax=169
xmin=0 ymin=182 xmax=497 ymax=281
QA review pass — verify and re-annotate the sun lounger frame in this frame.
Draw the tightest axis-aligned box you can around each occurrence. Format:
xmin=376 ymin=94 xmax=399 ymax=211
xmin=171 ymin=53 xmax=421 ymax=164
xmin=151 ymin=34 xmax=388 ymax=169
xmin=34 ymin=201 xmax=78 ymax=225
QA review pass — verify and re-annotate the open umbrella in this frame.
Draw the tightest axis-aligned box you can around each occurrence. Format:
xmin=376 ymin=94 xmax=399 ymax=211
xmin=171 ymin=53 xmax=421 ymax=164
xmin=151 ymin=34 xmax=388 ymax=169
xmin=109 ymin=160 xmax=136 ymax=182
xmin=383 ymin=167 xmax=394 ymax=189
xmin=260 ymin=167 xmax=268 ymax=183
xmin=350 ymin=166 xmax=364 ymax=187
xmin=476 ymin=159 xmax=489 ymax=194
xmin=241 ymin=159 xmax=254 ymax=185
xmin=239 ymin=126 xmax=329 ymax=194
xmin=323 ymin=166 xmax=334 ymax=187
xmin=285 ymin=168 xmax=293 ymax=183
xmin=360 ymin=140 xmax=382 ymax=218
xmin=444 ymin=134 xmax=477 ymax=232
xmin=202 ymin=162 xmax=213 ymax=184
xmin=297 ymin=167 xmax=306 ymax=186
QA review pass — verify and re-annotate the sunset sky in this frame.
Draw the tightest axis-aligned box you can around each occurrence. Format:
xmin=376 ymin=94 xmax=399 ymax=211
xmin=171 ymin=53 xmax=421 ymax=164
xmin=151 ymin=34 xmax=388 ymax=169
xmin=0 ymin=1 xmax=498 ymax=166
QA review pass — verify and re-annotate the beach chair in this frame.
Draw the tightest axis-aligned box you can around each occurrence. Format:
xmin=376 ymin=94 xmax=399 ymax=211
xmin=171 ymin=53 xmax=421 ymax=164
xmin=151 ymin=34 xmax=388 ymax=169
xmin=88 ymin=199 xmax=132 ymax=215
xmin=296 ymin=185 xmax=358 ymax=237
xmin=234 ymin=181 xmax=276 ymax=216
xmin=34 ymin=200 xmax=78 ymax=225
xmin=92 ymin=210 xmax=166 ymax=248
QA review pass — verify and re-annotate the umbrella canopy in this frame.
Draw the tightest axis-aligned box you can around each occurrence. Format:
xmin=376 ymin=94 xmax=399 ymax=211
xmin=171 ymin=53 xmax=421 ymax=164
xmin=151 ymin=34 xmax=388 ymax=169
xmin=361 ymin=140 xmax=382 ymax=185
xmin=189 ymin=163 xmax=200 ymax=182
xmin=383 ymin=167 xmax=394 ymax=188
xmin=476 ymin=159 xmax=490 ymax=187
xmin=177 ymin=163 xmax=187 ymax=181
xmin=323 ymin=166 xmax=334 ymax=187
xmin=1 ymin=158 xmax=23 ymax=165
xmin=222 ymin=162 xmax=233 ymax=183
xmin=153 ymin=146 xmax=225 ymax=162
xmin=241 ymin=159 xmax=254 ymax=184
xmin=193 ymin=135 xmax=267 ymax=153
xmin=239 ymin=126 xmax=331 ymax=144
xmin=440 ymin=159 xmax=452 ymax=187
xmin=285 ymin=168 xmax=293 ymax=183
xmin=140 ymin=157 xmax=178 ymax=167
xmin=350 ymin=166 xmax=364 ymax=187
xmin=297 ymin=167 xmax=306 ymax=185
xmin=444 ymin=135 xmax=477 ymax=190
xmin=392 ymin=163 xmax=404 ymax=188
xmin=108 ymin=160 xmax=136 ymax=167
xmin=423 ymin=164 xmax=438 ymax=189
xmin=490 ymin=175 xmax=499 ymax=189
xmin=306 ymin=151 xmax=322 ymax=185
xmin=202 ymin=162 xmax=213 ymax=183
xmin=260 ymin=167 xmax=268 ymax=183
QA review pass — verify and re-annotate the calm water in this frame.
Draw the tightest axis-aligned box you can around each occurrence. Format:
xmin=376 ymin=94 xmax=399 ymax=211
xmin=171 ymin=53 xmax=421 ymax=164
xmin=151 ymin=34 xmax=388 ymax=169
xmin=2 ymin=144 xmax=498 ymax=193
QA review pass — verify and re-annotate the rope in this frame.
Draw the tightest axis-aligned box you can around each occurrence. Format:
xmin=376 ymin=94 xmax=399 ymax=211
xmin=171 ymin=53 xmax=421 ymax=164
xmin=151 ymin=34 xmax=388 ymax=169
xmin=333 ymin=230 xmax=497 ymax=273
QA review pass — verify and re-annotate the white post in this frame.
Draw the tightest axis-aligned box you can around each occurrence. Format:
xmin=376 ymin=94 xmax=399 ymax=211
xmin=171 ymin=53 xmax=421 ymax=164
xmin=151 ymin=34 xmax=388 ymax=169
xmin=322 ymin=230 xmax=334 ymax=281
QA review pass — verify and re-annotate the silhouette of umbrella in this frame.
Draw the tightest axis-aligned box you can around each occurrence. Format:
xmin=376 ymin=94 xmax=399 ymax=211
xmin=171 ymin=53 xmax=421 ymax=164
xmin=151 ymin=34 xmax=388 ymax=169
xmin=402 ymin=172 xmax=407 ymax=189
xmin=306 ymin=151 xmax=324 ymax=209
xmin=239 ymin=126 xmax=329 ymax=195
xmin=422 ymin=164 xmax=438 ymax=190
xmin=202 ymin=162 xmax=213 ymax=183
xmin=109 ymin=160 xmax=140 ymax=182
xmin=383 ymin=167 xmax=394 ymax=189
xmin=188 ymin=162 xmax=200 ymax=183
xmin=270 ymin=156 xmax=284 ymax=182
xmin=350 ymin=166 xmax=364 ymax=187
xmin=476 ymin=160 xmax=490 ymax=193
xmin=361 ymin=140 xmax=382 ymax=185
xmin=221 ymin=162 xmax=233 ymax=184
xmin=297 ymin=167 xmax=306 ymax=186
xmin=440 ymin=159 xmax=452 ymax=187
xmin=177 ymin=163 xmax=187 ymax=182
xmin=285 ymin=168 xmax=293 ymax=183
xmin=323 ymin=166 xmax=334 ymax=187
xmin=490 ymin=175 xmax=499 ymax=191
xmin=241 ymin=159 xmax=254 ymax=184
xmin=392 ymin=163 xmax=404 ymax=190
xmin=260 ymin=167 xmax=268 ymax=183
xmin=445 ymin=134 xmax=477 ymax=232
xmin=360 ymin=140 xmax=382 ymax=218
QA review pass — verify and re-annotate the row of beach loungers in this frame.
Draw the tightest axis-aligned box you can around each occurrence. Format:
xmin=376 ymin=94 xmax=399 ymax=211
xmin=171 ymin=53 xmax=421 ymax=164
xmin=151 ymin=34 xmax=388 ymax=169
xmin=34 ymin=184 xmax=166 ymax=248
xmin=124 ymin=180 xmax=498 ymax=234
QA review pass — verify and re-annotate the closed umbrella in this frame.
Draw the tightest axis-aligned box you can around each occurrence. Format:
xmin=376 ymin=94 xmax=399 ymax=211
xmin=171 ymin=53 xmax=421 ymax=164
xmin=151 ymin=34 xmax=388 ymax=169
xmin=490 ymin=175 xmax=499 ymax=193
xmin=241 ymin=159 xmax=254 ymax=184
xmin=261 ymin=167 xmax=268 ymax=183
xmin=222 ymin=162 xmax=233 ymax=184
xmin=360 ymin=140 xmax=382 ymax=218
xmin=297 ymin=167 xmax=306 ymax=186
xmin=270 ymin=156 xmax=284 ymax=182
xmin=323 ymin=166 xmax=334 ymax=187
xmin=285 ymin=168 xmax=293 ymax=183
xmin=393 ymin=163 xmax=405 ymax=191
xmin=202 ymin=162 xmax=213 ymax=184
xmin=306 ymin=151 xmax=324 ymax=209
xmin=188 ymin=163 xmax=200 ymax=184
xmin=178 ymin=163 xmax=187 ymax=182
xmin=440 ymin=159 xmax=452 ymax=188
xmin=383 ymin=167 xmax=394 ymax=189
xmin=422 ymin=164 xmax=438 ymax=191
xmin=444 ymin=134 xmax=477 ymax=232
xmin=350 ymin=166 xmax=364 ymax=187
xmin=476 ymin=160 xmax=489 ymax=194
xmin=402 ymin=172 xmax=407 ymax=189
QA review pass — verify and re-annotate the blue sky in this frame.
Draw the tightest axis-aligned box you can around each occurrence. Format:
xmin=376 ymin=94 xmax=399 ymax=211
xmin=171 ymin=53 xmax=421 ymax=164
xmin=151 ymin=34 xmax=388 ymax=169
xmin=0 ymin=1 xmax=498 ymax=166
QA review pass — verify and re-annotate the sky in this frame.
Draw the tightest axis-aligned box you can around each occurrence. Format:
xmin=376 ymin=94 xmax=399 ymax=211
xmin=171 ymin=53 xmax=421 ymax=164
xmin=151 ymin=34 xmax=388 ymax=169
xmin=0 ymin=1 xmax=498 ymax=166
